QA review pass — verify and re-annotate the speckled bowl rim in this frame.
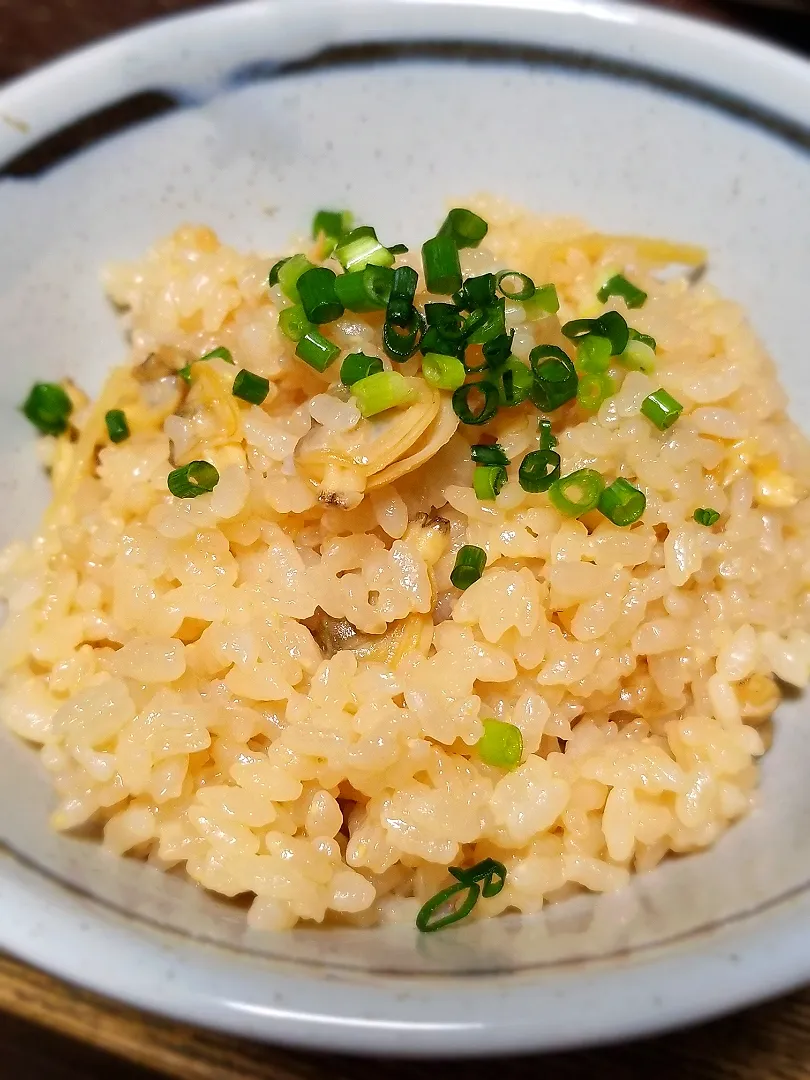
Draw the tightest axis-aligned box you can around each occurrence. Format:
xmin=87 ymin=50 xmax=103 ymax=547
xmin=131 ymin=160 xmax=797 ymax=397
xmin=2 ymin=0 xmax=810 ymax=1056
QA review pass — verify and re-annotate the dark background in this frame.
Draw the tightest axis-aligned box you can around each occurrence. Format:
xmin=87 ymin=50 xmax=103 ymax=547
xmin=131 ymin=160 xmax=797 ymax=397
xmin=2 ymin=0 xmax=810 ymax=1076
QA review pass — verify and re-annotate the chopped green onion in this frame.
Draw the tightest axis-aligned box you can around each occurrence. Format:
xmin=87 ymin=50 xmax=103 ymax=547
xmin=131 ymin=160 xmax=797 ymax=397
xmin=422 ymin=352 xmax=466 ymax=391
xmin=538 ymin=417 xmax=557 ymax=450
xmin=576 ymin=334 xmax=612 ymax=374
xmin=495 ymin=270 xmax=535 ymax=302
xmin=438 ymin=207 xmax=489 ymax=249
xmin=519 ymin=449 xmax=561 ymax=493
xmin=383 ymin=309 xmax=424 ymax=362
xmin=549 ymin=468 xmax=606 ymax=517
xmin=562 ymin=311 xmax=629 ymax=356
xmin=232 ymin=369 xmax=270 ymax=405
xmin=425 ymin=303 xmax=464 ymax=341
xmin=268 ymin=258 xmax=289 ymax=288
xmin=598 ymin=273 xmax=647 ymax=309
xmin=452 ymin=381 xmax=500 ymax=426
xmin=340 ymin=352 xmax=384 ymax=386
xmin=454 ymin=273 xmax=496 ymax=311
xmin=448 ymin=858 xmax=507 ymax=898
xmin=471 ymin=442 xmax=509 ymax=467
xmin=312 ymin=208 xmax=352 ymax=254
xmin=415 ymin=879 xmax=480 ymax=933
xmin=641 ymin=387 xmax=683 ymax=430
xmin=296 ymin=267 xmax=344 ymax=324
xmin=522 ymin=283 xmax=560 ymax=320
xmin=22 ymin=383 xmax=73 ymax=436
xmin=473 ymin=464 xmax=507 ymax=501
xmin=450 ymin=544 xmax=487 ymax=590
xmin=529 ymin=345 xmax=578 ymax=412
xmin=598 ymin=477 xmax=646 ymax=526
xmin=178 ymin=364 xmax=192 ymax=383
xmin=628 ymin=327 xmax=657 ymax=351
xmin=295 ymin=330 xmax=340 ymax=372
xmin=477 ymin=718 xmax=523 ymax=769
xmin=389 ymin=243 xmax=409 ymax=256
xmin=335 ymin=226 xmax=395 ymax=273
xmin=621 ymin=338 xmax=656 ymax=374
xmin=422 ymin=234 xmax=462 ymax=295
xmin=386 ymin=265 xmax=419 ymax=327
xmin=482 ymin=330 xmax=514 ymax=371
xmin=199 ymin=346 xmax=234 ymax=365
xmin=351 ymin=370 xmax=417 ymax=417
xmin=167 ymin=460 xmax=220 ymax=499
xmin=577 ymin=372 xmax=615 ymax=412
xmin=277 ymin=254 xmax=314 ymax=303
xmin=694 ymin=507 xmax=721 ymax=527
xmin=498 ymin=358 xmax=534 ymax=407
xmin=420 ymin=325 xmax=464 ymax=359
xmin=463 ymin=300 xmax=506 ymax=345
xmin=278 ymin=305 xmax=314 ymax=343
xmin=334 ymin=265 xmax=394 ymax=313
xmin=104 ymin=409 xmax=130 ymax=443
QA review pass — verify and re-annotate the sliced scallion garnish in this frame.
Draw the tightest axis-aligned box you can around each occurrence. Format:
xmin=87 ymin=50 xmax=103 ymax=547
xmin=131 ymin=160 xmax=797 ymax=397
xmin=333 ymin=265 xmax=394 ymax=313
xmin=628 ymin=327 xmax=657 ymax=351
xmin=454 ymin=273 xmax=496 ymax=312
xmin=598 ymin=273 xmax=647 ymax=309
xmin=562 ymin=311 xmax=629 ymax=356
xmin=477 ymin=718 xmax=523 ymax=769
xmin=335 ymin=226 xmax=395 ymax=273
xmin=167 ymin=460 xmax=220 ymax=499
xmin=450 ymin=544 xmax=487 ymax=590
xmin=471 ymin=443 xmax=509 ymax=467
xmin=641 ymin=388 xmax=683 ymax=430
xmin=295 ymin=330 xmax=340 ymax=372
xmin=482 ymin=330 xmax=514 ymax=372
xmin=598 ymin=478 xmax=646 ymax=526
xmin=232 ymin=369 xmax=270 ymax=405
xmin=277 ymin=254 xmax=314 ymax=302
xmin=296 ymin=267 xmax=344 ymax=324
xmin=577 ymin=372 xmax=615 ymax=412
xmin=495 ymin=270 xmax=535 ymax=302
xmin=278 ymin=305 xmax=314 ymax=343
xmin=386 ymin=265 xmax=419 ymax=327
xmin=383 ymin=309 xmax=424 ymax=362
xmin=438 ymin=207 xmax=488 ymax=249
xmin=576 ymin=334 xmax=612 ymax=374
xmin=522 ymin=283 xmax=559 ymax=320
xmin=340 ymin=352 xmax=384 ymax=386
xmin=22 ymin=383 xmax=72 ymax=436
xmin=538 ymin=417 xmax=557 ymax=451
xmin=421 ymin=352 xmax=466 ymax=391
xmin=312 ymin=208 xmax=352 ymax=254
xmin=452 ymin=381 xmax=500 ymax=426
xmin=473 ymin=464 xmax=507 ymax=501
xmin=105 ymin=409 xmax=130 ymax=443
xmin=529 ymin=346 xmax=578 ymax=412
xmin=518 ymin=448 xmax=561 ymax=493
xmin=463 ymin=300 xmax=506 ymax=345
xmin=415 ymin=879 xmax=480 ymax=933
xmin=498 ymin=359 xmax=534 ymax=407
xmin=351 ymin=370 xmax=417 ymax=417
xmin=422 ymin=234 xmax=462 ymax=295
xmin=448 ymin=858 xmax=507 ymax=899
xmin=694 ymin=507 xmax=721 ymax=527
xmin=549 ymin=468 xmax=605 ymax=518
xmin=199 ymin=346 xmax=234 ymax=365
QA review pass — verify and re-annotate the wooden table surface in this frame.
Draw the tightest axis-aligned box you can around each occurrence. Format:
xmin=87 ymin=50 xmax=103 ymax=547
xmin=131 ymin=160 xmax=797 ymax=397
xmin=3 ymin=0 xmax=810 ymax=1077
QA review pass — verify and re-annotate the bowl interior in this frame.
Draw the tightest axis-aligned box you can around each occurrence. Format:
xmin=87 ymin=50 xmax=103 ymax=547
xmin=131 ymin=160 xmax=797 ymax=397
xmin=1 ymin=14 xmax=810 ymax=978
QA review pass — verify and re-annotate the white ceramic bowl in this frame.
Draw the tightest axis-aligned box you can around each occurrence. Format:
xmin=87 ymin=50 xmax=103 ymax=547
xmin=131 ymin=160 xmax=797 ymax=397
xmin=2 ymin=0 xmax=810 ymax=1056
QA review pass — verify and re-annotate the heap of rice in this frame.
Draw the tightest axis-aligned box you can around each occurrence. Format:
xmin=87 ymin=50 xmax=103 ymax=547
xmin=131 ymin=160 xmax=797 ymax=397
xmin=1 ymin=199 xmax=809 ymax=931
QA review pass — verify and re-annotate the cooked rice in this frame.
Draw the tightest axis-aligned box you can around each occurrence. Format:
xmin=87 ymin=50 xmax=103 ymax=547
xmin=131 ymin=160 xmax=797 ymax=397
xmin=2 ymin=197 xmax=809 ymax=930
